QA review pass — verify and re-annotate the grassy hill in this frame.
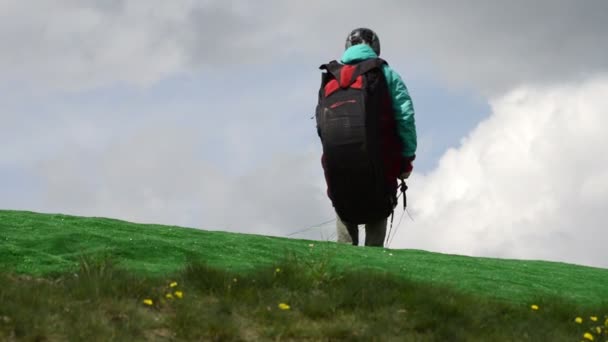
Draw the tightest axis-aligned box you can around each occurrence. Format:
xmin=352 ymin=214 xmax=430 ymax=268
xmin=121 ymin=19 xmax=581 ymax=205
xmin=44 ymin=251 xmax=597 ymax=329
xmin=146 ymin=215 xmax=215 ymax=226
xmin=1 ymin=210 xmax=607 ymax=341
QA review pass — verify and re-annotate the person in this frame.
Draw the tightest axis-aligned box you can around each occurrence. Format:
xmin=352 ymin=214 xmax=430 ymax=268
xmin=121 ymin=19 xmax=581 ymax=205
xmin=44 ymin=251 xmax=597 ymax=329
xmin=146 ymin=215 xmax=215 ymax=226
xmin=315 ymin=28 xmax=417 ymax=247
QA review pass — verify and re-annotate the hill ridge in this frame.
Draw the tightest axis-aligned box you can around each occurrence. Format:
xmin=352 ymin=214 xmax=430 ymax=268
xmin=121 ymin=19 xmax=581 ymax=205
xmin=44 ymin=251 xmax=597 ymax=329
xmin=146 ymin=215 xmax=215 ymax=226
xmin=1 ymin=209 xmax=607 ymax=306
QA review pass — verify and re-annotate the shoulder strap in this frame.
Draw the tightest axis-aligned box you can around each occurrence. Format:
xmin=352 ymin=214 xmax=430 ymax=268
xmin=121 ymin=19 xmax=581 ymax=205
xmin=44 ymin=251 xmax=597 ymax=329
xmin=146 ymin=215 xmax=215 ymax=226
xmin=356 ymin=58 xmax=387 ymax=75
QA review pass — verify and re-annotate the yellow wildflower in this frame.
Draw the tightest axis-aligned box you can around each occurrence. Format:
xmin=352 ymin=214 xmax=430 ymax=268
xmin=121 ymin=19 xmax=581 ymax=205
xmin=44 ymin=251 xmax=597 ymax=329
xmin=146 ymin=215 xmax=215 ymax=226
xmin=575 ymin=317 xmax=584 ymax=324
xmin=583 ymin=332 xmax=594 ymax=341
xmin=174 ymin=291 xmax=184 ymax=299
xmin=590 ymin=316 xmax=598 ymax=322
xmin=165 ymin=293 xmax=174 ymax=299
xmin=595 ymin=326 xmax=601 ymax=334
xmin=278 ymin=303 xmax=291 ymax=310
xmin=275 ymin=268 xmax=281 ymax=273
xmin=143 ymin=299 xmax=153 ymax=306
xmin=530 ymin=304 xmax=539 ymax=311
xmin=605 ymin=317 xmax=608 ymax=326
xmin=169 ymin=281 xmax=178 ymax=288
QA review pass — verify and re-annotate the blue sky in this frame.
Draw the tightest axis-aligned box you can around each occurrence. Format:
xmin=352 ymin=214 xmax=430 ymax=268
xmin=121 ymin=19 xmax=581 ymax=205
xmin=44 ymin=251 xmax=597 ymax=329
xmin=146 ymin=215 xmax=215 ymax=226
xmin=1 ymin=1 xmax=608 ymax=268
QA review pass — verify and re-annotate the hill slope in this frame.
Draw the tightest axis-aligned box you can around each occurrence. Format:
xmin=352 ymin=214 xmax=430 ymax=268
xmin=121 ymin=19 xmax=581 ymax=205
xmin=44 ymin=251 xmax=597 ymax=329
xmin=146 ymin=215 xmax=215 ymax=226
xmin=1 ymin=210 xmax=607 ymax=305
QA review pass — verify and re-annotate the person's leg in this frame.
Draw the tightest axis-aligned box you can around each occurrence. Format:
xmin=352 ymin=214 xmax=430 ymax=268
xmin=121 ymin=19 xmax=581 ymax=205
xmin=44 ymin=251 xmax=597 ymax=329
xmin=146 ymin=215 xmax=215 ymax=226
xmin=364 ymin=217 xmax=388 ymax=247
xmin=336 ymin=215 xmax=359 ymax=245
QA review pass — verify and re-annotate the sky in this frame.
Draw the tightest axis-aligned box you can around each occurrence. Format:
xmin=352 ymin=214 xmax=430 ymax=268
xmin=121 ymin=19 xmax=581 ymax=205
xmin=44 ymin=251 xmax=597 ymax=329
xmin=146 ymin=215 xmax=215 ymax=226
xmin=1 ymin=1 xmax=607 ymax=268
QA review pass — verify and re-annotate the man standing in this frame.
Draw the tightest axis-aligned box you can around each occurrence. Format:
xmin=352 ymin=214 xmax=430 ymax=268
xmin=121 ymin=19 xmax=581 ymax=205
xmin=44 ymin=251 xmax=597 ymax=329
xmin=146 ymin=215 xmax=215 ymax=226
xmin=315 ymin=28 xmax=417 ymax=247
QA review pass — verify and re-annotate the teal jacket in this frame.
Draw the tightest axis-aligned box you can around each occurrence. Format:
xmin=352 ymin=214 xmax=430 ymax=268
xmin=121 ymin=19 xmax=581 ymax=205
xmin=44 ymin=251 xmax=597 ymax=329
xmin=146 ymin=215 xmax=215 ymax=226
xmin=341 ymin=44 xmax=417 ymax=158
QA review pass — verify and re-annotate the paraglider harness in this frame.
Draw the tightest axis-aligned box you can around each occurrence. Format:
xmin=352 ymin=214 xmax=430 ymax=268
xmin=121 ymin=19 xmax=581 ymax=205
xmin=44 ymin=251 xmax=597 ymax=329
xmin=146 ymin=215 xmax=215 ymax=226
xmin=315 ymin=57 xmax=409 ymax=246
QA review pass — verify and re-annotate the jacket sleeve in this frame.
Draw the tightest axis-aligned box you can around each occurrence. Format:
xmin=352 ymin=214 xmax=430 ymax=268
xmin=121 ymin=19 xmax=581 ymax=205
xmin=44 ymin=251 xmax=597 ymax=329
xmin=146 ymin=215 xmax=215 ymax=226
xmin=382 ymin=65 xmax=417 ymax=158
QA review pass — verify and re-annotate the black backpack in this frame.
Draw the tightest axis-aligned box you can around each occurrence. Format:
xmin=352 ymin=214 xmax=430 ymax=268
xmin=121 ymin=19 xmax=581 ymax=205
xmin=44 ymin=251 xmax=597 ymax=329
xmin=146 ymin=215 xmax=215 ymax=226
xmin=315 ymin=58 xmax=397 ymax=225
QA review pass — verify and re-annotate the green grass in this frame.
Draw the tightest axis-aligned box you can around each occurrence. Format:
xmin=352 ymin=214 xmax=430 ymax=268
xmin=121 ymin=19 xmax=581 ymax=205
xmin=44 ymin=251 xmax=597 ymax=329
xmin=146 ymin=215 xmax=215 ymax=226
xmin=1 ymin=210 xmax=607 ymax=341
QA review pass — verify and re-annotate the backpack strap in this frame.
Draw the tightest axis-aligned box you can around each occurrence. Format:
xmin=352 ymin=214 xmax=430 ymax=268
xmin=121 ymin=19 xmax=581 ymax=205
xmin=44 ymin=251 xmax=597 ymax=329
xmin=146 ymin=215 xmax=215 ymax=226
xmin=356 ymin=58 xmax=387 ymax=76
xmin=319 ymin=58 xmax=387 ymax=88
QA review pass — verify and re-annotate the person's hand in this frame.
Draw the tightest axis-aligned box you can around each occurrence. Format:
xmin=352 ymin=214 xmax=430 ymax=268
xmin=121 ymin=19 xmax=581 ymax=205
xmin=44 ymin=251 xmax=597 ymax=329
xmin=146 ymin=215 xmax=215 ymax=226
xmin=399 ymin=155 xmax=415 ymax=180
xmin=399 ymin=171 xmax=411 ymax=180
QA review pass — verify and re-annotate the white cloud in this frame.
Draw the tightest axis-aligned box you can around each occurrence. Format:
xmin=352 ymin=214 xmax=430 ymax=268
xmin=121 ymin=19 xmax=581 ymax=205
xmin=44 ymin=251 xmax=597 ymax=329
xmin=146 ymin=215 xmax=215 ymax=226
xmin=392 ymin=76 xmax=608 ymax=268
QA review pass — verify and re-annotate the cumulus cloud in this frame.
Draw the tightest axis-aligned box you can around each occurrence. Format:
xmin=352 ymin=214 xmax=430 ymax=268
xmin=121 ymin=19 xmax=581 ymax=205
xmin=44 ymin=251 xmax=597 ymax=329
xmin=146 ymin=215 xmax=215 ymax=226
xmin=1 ymin=1 xmax=607 ymax=92
xmin=392 ymin=77 xmax=608 ymax=268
